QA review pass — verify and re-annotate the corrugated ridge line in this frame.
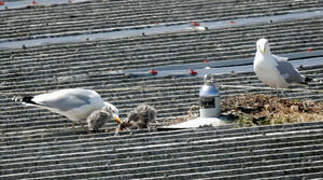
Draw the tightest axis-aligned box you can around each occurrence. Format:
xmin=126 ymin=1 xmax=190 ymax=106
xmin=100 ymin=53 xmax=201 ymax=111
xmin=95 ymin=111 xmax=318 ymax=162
xmin=141 ymin=166 xmax=323 ymax=180
xmin=1 ymin=21 xmax=322 ymax=64
xmin=5 ymin=153 xmax=323 ymax=178
xmin=2 ymin=149 xmax=323 ymax=179
xmin=1 ymin=125 xmax=323 ymax=155
xmin=262 ymin=172 xmax=323 ymax=180
xmin=2 ymin=66 xmax=322 ymax=92
xmin=1 ymin=128 xmax=323 ymax=179
xmin=0 ymin=0 xmax=321 ymax=41
xmin=0 ymin=49 xmax=320 ymax=84
xmin=2 ymin=138 xmax=323 ymax=169
xmin=3 ymin=29 xmax=320 ymax=65
xmin=0 ymin=32 xmax=321 ymax=77
xmin=1 ymin=64 xmax=322 ymax=95
xmin=3 ymin=155 xmax=323 ymax=179
xmin=2 ymin=133 xmax=323 ymax=167
xmin=0 ymin=48 xmax=321 ymax=83
xmin=2 ymin=120 xmax=323 ymax=145
xmin=2 ymin=19 xmax=322 ymax=59
xmin=0 ymin=0 xmax=313 ymax=18
xmin=1 ymin=127 xmax=322 ymax=161
xmin=0 ymin=18 xmax=323 ymax=74
xmin=99 ymin=159 xmax=323 ymax=179
xmin=2 ymin=142 xmax=323 ymax=174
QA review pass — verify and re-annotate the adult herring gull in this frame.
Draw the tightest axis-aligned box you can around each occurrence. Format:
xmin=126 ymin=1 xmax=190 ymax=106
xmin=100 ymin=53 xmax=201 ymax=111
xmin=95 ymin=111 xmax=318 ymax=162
xmin=13 ymin=88 xmax=121 ymax=128
xmin=254 ymin=38 xmax=312 ymax=89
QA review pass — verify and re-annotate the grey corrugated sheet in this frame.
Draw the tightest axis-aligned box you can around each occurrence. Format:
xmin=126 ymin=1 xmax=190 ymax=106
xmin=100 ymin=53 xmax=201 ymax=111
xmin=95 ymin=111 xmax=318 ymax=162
xmin=1 ymin=0 xmax=323 ymax=179
xmin=1 ymin=64 xmax=323 ymax=134
xmin=0 ymin=0 xmax=322 ymax=41
xmin=1 ymin=122 xmax=323 ymax=179
xmin=1 ymin=16 xmax=322 ymax=132
xmin=0 ymin=17 xmax=323 ymax=79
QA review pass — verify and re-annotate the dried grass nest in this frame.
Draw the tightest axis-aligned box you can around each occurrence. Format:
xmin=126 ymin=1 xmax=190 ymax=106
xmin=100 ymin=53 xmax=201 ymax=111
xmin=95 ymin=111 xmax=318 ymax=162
xmin=221 ymin=94 xmax=323 ymax=126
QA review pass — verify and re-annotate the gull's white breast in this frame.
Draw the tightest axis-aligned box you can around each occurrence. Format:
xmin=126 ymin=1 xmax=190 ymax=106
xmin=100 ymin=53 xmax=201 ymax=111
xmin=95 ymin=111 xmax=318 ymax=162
xmin=254 ymin=53 xmax=289 ymax=88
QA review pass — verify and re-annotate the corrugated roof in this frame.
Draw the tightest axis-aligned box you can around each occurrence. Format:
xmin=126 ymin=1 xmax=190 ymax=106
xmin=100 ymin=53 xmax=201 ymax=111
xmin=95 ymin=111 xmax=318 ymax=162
xmin=1 ymin=63 xmax=323 ymax=134
xmin=1 ymin=17 xmax=323 ymax=75
xmin=1 ymin=122 xmax=323 ymax=179
xmin=1 ymin=0 xmax=322 ymax=41
xmin=1 ymin=0 xmax=323 ymax=179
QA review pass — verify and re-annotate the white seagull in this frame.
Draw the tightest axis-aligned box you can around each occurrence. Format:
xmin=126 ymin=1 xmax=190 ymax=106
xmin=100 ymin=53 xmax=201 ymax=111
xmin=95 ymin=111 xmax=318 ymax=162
xmin=254 ymin=38 xmax=312 ymax=89
xmin=13 ymin=88 xmax=121 ymax=127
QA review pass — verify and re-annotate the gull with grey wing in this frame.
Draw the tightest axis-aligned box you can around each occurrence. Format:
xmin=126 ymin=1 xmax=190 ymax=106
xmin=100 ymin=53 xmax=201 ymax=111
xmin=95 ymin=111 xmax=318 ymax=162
xmin=253 ymin=38 xmax=312 ymax=90
xmin=13 ymin=88 xmax=121 ymax=130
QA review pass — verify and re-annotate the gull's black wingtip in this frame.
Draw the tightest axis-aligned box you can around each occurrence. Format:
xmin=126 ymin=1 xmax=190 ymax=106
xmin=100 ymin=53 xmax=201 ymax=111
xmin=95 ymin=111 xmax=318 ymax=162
xmin=304 ymin=76 xmax=313 ymax=84
xmin=299 ymin=76 xmax=313 ymax=86
xmin=12 ymin=95 xmax=37 ymax=105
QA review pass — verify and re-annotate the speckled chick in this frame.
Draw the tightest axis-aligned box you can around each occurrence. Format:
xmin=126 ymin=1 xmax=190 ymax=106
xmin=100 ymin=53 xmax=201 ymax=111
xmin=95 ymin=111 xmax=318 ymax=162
xmin=115 ymin=104 xmax=156 ymax=135
xmin=128 ymin=103 xmax=156 ymax=129
xmin=87 ymin=108 xmax=112 ymax=132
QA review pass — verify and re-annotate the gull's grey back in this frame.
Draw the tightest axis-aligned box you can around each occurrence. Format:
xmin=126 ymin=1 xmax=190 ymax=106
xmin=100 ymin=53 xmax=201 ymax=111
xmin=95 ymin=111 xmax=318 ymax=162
xmin=275 ymin=60 xmax=305 ymax=84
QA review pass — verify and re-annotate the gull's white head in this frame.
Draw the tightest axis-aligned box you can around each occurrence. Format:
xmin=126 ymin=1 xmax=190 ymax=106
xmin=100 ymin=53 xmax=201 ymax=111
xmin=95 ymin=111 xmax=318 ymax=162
xmin=102 ymin=102 xmax=121 ymax=124
xmin=256 ymin=38 xmax=270 ymax=54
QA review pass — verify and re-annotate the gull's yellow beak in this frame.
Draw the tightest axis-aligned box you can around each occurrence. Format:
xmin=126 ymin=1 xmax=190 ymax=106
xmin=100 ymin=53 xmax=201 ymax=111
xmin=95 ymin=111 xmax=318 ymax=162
xmin=261 ymin=47 xmax=266 ymax=54
xmin=113 ymin=114 xmax=121 ymax=124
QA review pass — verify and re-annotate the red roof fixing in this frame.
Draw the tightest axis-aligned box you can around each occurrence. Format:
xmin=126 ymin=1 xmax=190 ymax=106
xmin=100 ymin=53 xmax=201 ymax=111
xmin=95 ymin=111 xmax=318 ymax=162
xmin=191 ymin=22 xmax=200 ymax=27
xmin=149 ymin=69 xmax=158 ymax=75
xmin=189 ymin=69 xmax=198 ymax=76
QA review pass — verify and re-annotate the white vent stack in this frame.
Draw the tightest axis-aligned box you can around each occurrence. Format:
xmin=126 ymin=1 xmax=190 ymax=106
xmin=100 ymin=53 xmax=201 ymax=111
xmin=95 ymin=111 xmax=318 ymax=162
xmin=166 ymin=74 xmax=231 ymax=129
xmin=199 ymin=74 xmax=220 ymax=118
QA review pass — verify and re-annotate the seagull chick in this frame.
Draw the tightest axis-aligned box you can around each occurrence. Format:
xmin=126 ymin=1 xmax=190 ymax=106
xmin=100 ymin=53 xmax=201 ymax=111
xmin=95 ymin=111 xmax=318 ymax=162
xmin=128 ymin=103 xmax=156 ymax=128
xmin=87 ymin=104 xmax=117 ymax=132
xmin=115 ymin=104 xmax=156 ymax=135
xmin=13 ymin=88 xmax=121 ymax=128
xmin=254 ymin=38 xmax=312 ymax=89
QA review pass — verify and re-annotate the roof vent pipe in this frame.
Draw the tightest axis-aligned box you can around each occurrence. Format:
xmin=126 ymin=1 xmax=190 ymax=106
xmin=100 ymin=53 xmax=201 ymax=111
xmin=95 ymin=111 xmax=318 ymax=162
xmin=199 ymin=74 xmax=220 ymax=118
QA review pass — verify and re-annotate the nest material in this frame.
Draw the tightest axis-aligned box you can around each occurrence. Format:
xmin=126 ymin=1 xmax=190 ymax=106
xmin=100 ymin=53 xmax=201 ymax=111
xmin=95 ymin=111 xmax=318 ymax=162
xmin=170 ymin=94 xmax=322 ymax=127
xmin=221 ymin=94 xmax=323 ymax=126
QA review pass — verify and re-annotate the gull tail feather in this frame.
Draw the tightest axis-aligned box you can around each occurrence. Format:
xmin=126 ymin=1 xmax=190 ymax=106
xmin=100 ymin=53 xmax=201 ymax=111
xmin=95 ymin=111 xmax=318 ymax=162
xmin=304 ymin=77 xmax=313 ymax=85
xmin=300 ymin=76 xmax=321 ymax=86
xmin=12 ymin=95 xmax=37 ymax=105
